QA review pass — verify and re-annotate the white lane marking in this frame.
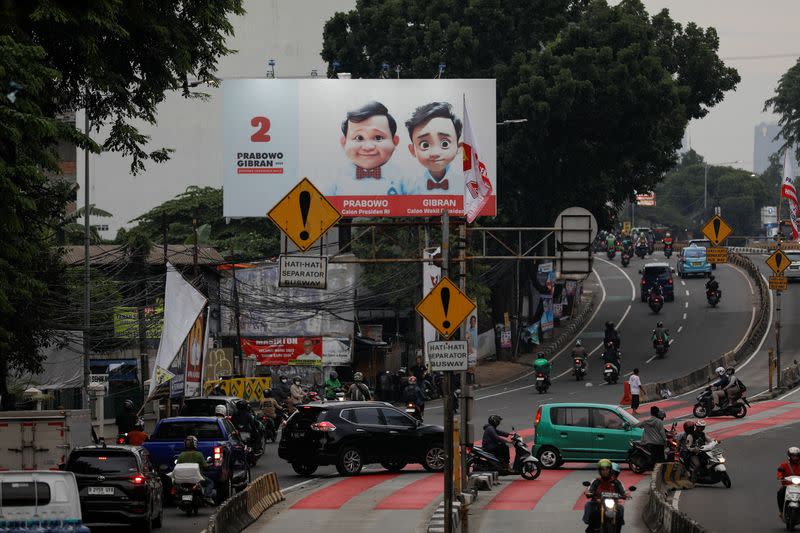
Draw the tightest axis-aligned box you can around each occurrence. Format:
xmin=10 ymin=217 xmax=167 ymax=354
xmin=681 ymin=280 xmax=686 ymax=286
xmin=646 ymin=355 xmax=658 ymax=363
xmin=727 ymin=262 xmax=755 ymax=296
xmin=675 ymin=272 xmax=773 ymax=399
xmin=779 ymin=386 xmax=800 ymax=401
xmin=677 ymin=325 xmax=683 ymax=333
xmin=685 ymin=302 xmax=689 ymax=309
xmin=597 ymin=257 xmax=636 ymax=301
xmin=669 ymin=339 xmax=675 ymax=345
xmin=685 ymin=289 xmax=690 ymax=296
xmin=283 ymin=478 xmax=325 ymax=493
xmin=682 ymin=313 xmax=687 ymax=320
xmin=672 ymin=490 xmax=682 ymax=509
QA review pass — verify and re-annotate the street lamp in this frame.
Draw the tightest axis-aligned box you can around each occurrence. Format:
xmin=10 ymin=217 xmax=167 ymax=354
xmin=704 ymin=160 xmax=743 ymax=212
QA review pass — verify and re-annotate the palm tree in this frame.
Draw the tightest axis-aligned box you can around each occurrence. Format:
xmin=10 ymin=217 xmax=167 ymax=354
xmin=57 ymin=204 xmax=113 ymax=245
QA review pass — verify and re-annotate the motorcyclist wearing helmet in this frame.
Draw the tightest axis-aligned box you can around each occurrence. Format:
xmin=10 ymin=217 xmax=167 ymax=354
xmin=533 ymin=352 xmax=552 ymax=386
xmin=603 ymin=322 xmax=620 ymax=350
xmin=572 ymin=340 xmax=588 ymax=371
xmin=724 ymin=367 xmax=744 ymax=406
xmin=778 ymin=447 xmax=800 ymax=518
xmin=651 ymin=321 xmax=669 ymax=349
xmin=348 ymin=372 xmax=373 ymax=401
xmin=711 ymin=366 xmax=730 ymax=409
xmin=176 ymin=435 xmax=214 ymax=502
xmin=648 ymin=283 xmax=664 ymax=303
xmin=705 ymin=275 xmax=720 ymax=296
xmin=401 ymin=375 xmax=424 ymax=415
xmin=678 ymin=420 xmax=705 ymax=475
xmin=482 ymin=415 xmax=512 ymax=469
xmin=126 ymin=419 xmax=148 ymax=446
xmin=259 ymin=389 xmax=280 ymax=432
xmin=601 ymin=341 xmax=622 ymax=373
xmin=115 ymin=398 xmax=138 ymax=435
xmin=605 ymin=232 xmax=616 ymax=251
xmin=324 ymin=371 xmax=343 ymax=400
xmin=272 ymin=375 xmax=291 ymax=404
xmin=662 ymin=232 xmax=673 ymax=247
xmin=583 ymin=459 xmax=628 ymax=530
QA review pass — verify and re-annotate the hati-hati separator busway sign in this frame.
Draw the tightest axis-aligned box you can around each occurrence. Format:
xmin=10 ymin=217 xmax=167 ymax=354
xmin=268 ymin=177 xmax=341 ymax=252
xmin=427 ymin=340 xmax=468 ymax=371
xmin=415 ymin=277 xmax=475 ymax=339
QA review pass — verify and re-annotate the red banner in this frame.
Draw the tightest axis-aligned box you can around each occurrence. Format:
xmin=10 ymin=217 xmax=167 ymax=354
xmin=240 ymin=337 xmax=322 ymax=366
xmin=328 ymin=195 xmax=496 ymax=218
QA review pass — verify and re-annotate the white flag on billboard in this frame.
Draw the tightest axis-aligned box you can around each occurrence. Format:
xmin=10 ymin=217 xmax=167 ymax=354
xmin=148 ymin=263 xmax=207 ymax=398
xmin=463 ymin=95 xmax=493 ymax=222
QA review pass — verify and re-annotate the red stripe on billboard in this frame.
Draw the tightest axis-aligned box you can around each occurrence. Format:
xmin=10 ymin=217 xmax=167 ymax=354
xmin=328 ymin=194 xmax=496 ymax=218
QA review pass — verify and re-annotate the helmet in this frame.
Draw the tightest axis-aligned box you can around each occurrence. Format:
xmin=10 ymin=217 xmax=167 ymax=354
xmin=263 ymin=389 xmax=272 ymax=398
xmin=330 ymin=371 xmax=338 ymax=380
xmin=397 ymin=368 xmax=407 ymax=376
xmin=354 ymin=372 xmax=364 ymax=382
xmin=536 ymin=352 xmax=545 ymax=359
xmin=650 ymin=406 xmax=661 ymax=417
xmin=408 ymin=376 xmax=417 ymax=384
xmin=214 ymin=405 xmax=227 ymax=416
xmin=656 ymin=321 xmax=663 ymax=328
xmin=726 ymin=367 xmax=735 ymax=375
xmin=279 ymin=375 xmax=288 ymax=382
xmin=293 ymin=376 xmax=301 ymax=384
xmin=597 ymin=459 xmax=613 ymax=477
xmin=715 ymin=366 xmax=726 ymax=376
xmin=575 ymin=340 xmax=582 ymax=347
xmin=124 ymin=399 xmax=134 ymax=410
xmin=488 ymin=414 xmax=502 ymax=427
xmin=709 ymin=275 xmax=715 ymax=281
xmin=184 ymin=435 xmax=198 ymax=450
xmin=788 ymin=447 xmax=800 ymax=463
xmin=134 ymin=419 xmax=145 ymax=431
xmin=683 ymin=420 xmax=695 ymax=433
xmin=236 ymin=399 xmax=248 ymax=411
xmin=695 ymin=420 xmax=706 ymax=432
xmin=605 ymin=322 xmax=614 ymax=330
xmin=666 ymin=232 xmax=671 ymax=237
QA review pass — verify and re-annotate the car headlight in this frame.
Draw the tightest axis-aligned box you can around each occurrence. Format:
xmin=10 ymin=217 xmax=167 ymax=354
xmin=718 ymin=457 xmax=725 ymax=463
xmin=604 ymin=498 xmax=616 ymax=509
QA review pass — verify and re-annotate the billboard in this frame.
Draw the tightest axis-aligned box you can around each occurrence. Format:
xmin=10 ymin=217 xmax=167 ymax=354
xmin=113 ymin=305 xmax=163 ymax=338
xmin=240 ymin=336 xmax=352 ymax=366
xmin=636 ymin=193 xmax=656 ymax=206
xmin=223 ymin=79 xmax=497 ymax=218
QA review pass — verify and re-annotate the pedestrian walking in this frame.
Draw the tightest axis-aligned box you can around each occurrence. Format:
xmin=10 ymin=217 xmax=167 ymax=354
xmin=629 ymin=368 xmax=642 ymax=414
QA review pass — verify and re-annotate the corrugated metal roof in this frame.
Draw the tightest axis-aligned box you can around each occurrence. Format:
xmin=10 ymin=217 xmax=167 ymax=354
xmin=62 ymin=244 xmax=225 ymax=266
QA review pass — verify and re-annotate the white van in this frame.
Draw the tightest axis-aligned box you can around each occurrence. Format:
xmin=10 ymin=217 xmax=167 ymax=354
xmin=0 ymin=471 xmax=82 ymax=523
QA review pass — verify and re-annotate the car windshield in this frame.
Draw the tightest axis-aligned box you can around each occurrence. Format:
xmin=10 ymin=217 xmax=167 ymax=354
xmin=787 ymin=252 xmax=800 ymax=263
xmin=643 ymin=266 xmax=668 ymax=279
xmin=68 ymin=452 xmax=138 ymax=474
xmin=180 ymin=399 xmax=225 ymax=416
xmin=150 ymin=421 xmax=224 ymax=440
xmin=690 ymin=240 xmax=710 ymax=248
xmin=684 ymin=248 xmax=705 ymax=259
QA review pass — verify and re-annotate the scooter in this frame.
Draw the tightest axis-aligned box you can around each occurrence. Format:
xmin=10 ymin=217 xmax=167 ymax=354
xmin=405 ymin=402 xmax=423 ymax=421
xmin=782 ymin=475 xmax=800 ymax=531
xmin=653 ymin=336 xmax=669 ymax=358
xmin=237 ymin=429 xmax=262 ymax=466
xmin=573 ymin=358 xmax=587 ymax=381
xmin=259 ymin=414 xmax=277 ymax=443
xmin=693 ymin=387 xmax=749 ymax=418
xmin=648 ymin=291 xmax=663 ymax=313
xmin=603 ymin=361 xmax=620 ymax=384
xmin=468 ymin=431 xmax=541 ymax=480
xmin=681 ymin=439 xmax=731 ymax=488
xmin=664 ymin=245 xmax=673 ymax=258
xmin=607 ymin=248 xmax=616 ymax=260
xmin=628 ymin=423 xmax=677 ymax=473
xmin=707 ymin=289 xmax=721 ymax=307
xmin=535 ymin=372 xmax=550 ymax=394
xmin=621 ymin=253 xmax=630 ymax=267
xmin=635 ymin=245 xmax=648 ymax=259
xmin=581 ymin=481 xmax=636 ymax=533
xmin=171 ymin=462 xmax=215 ymax=516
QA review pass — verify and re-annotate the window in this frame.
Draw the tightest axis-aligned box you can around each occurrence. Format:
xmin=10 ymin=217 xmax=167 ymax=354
xmin=351 ymin=407 xmax=383 ymax=426
xmin=380 ymin=408 xmax=415 ymax=428
xmin=150 ymin=421 xmax=223 ymax=440
xmin=1 ymin=482 xmax=51 ymax=506
xmin=550 ymin=407 xmax=590 ymax=427
xmin=592 ymin=409 xmax=626 ymax=430
xmin=644 ymin=267 xmax=668 ymax=279
xmin=68 ymin=452 xmax=139 ymax=474
xmin=181 ymin=399 xmax=226 ymax=416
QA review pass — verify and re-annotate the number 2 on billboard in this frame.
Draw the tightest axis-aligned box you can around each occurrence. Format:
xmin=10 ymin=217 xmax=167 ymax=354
xmin=250 ymin=116 xmax=271 ymax=142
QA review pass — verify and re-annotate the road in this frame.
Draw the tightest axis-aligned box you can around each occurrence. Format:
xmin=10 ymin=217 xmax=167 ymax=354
xmin=245 ymin=249 xmax=762 ymax=533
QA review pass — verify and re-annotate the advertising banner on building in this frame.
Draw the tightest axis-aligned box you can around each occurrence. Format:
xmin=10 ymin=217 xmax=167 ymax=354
xmin=113 ymin=305 xmax=163 ymax=338
xmin=466 ymin=309 xmax=478 ymax=368
xmin=182 ymin=312 xmax=206 ymax=397
xmin=240 ymin=337 xmax=352 ymax=366
xmin=541 ymin=295 xmax=554 ymax=333
xmin=223 ymin=79 xmax=496 ymax=218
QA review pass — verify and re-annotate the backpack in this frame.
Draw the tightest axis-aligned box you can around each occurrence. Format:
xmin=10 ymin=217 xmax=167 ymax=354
xmin=736 ymin=378 xmax=747 ymax=393
xmin=351 ymin=383 xmax=370 ymax=401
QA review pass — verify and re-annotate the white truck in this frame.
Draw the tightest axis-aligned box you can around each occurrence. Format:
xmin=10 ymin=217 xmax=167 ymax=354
xmin=0 ymin=410 xmax=93 ymax=471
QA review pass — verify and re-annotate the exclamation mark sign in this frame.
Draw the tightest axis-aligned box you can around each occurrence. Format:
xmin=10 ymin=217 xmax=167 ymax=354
xmin=712 ymin=218 xmax=721 ymax=241
xmin=440 ymin=287 xmax=451 ymax=329
xmin=776 ymin=253 xmax=783 ymax=270
xmin=299 ymin=191 xmax=311 ymax=241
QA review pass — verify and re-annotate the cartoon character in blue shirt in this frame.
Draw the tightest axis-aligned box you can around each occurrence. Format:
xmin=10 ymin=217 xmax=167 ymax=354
xmin=405 ymin=102 xmax=463 ymax=194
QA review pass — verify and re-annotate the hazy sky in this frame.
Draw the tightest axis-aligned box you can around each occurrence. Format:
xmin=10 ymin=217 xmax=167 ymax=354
xmin=631 ymin=0 xmax=799 ymax=170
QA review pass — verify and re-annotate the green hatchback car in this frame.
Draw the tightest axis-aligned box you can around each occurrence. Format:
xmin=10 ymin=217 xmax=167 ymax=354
xmin=532 ymin=403 xmax=644 ymax=468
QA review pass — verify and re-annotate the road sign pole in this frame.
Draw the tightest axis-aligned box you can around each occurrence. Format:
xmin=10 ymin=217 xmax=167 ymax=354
xmin=458 ymin=222 xmax=469 ymax=532
xmin=441 ymin=210 xmax=454 ymax=533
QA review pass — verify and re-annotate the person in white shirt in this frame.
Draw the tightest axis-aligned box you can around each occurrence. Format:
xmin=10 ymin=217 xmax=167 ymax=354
xmin=629 ymin=368 xmax=642 ymax=414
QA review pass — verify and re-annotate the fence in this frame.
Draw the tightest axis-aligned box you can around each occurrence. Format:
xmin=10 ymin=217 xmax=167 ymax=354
xmin=643 ymin=464 xmax=712 ymax=533
xmin=204 ymin=472 xmax=284 ymax=533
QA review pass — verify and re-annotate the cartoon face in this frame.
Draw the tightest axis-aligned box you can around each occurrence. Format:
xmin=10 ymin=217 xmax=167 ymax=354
xmin=340 ymin=115 xmax=399 ymax=170
xmin=408 ymin=117 xmax=459 ymax=178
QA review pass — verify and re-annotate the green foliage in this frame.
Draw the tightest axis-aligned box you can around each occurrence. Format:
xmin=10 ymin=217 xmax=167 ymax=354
xmin=64 ymin=268 xmax=124 ymax=344
xmin=130 ymin=186 xmax=281 ymax=261
xmin=765 ymin=58 xmax=800 ymax=163
xmin=57 ymin=204 xmax=114 ymax=245
xmin=322 ymin=0 xmax=739 ymax=229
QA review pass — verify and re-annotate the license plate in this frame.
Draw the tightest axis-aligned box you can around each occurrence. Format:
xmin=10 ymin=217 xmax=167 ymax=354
xmin=536 ymin=377 xmax=544 ymax=381
xmin=240 ymin=432 xmax=251 ymax=440
xmin=692 ymin=262 xmax=701 ymax=266
xmin=291 ymin=432 xmax=305 ymax=438
xmin=182 ymin=495 xmax=194 ymax=501
xmin=88 ymin=486 xmax=114 ymax=496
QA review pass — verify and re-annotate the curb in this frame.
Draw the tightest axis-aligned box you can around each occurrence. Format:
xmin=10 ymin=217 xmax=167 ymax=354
xmin=643 ymin=464 xmax=711 ymax=533
xmin=426 ymin=500 xmax=460 ymax=533
xmin=203 ymin=472 xmax=285 ymax=533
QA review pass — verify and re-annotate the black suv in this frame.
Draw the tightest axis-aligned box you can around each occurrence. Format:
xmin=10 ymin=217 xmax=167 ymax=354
xmin=278 ymin=401 xmax=445 ymax=476
xmin=180 ymin=396 xmax=240 ymax=416
xmin=66 ymin=444 xmax=163 ymax=531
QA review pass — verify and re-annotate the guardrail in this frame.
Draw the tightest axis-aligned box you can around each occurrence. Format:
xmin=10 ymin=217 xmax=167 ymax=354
xmin=643 ymin=464 xmax=712 ymax=533
xmin=641 ymin=251 xmax=769 ymax=399
xmin=204 ymin=472 xmax=285 ymax=533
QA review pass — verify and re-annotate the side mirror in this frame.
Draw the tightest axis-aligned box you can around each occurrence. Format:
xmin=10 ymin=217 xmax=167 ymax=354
xmin=582 ymin=481 xmax=591 ymax=487
xmin=628 ymin=486 xmax=637 ymax=492
xmin=623 ymin=422 xmax=631 ymax=431
xmin=206 ymin=456 xmax=212 ymax=462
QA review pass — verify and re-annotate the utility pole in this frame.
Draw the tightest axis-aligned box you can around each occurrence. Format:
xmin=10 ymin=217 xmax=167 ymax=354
xmin=192 ymin=217 xmax=199 ymax=278
xmin=231 ymin=262 xmax=244 ymax=375
xmin=458 ymin=222 xmax=469 ymax=532
xmin=776 ymin=194 xmax=784 ymax=387
xmin=82 ymin=108 xmax=92 ymax=409
xmin=441 ymin=211 xmax=454 ymax=533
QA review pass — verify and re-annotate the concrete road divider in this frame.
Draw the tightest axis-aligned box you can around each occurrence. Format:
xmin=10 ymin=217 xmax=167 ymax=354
xmin=644 ymin=464 xmax=711 ymax=533
xmin=204 ymin=472 xmax=285 ymax=533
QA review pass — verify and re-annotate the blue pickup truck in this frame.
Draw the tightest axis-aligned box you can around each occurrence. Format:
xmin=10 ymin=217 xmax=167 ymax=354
xmin=143 ymin=416 xmax=250 ymax=502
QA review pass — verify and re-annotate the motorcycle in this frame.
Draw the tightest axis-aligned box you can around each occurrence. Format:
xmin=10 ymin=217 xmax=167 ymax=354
xmin=635 ymin=245 xmax=648 ymax=259
xmin=648 ymin=291 xmax=664 ymax=313
xmin=405 ymin=402 xmax=423 ymax=421
xmin=468 ymin=431 xmax=541 ymax=480
xmin=607 ymin=248 xmax=616 ymax=260
xmin=628 ymin=423 xmax=677 ymax=473
xmin=653 ymin=336 xmax=669 ymax=358
xmin=681 ymin=439 xmax=731 ymax=488
xmin=664 ymin=245 xmax=673 ymax=258
xmin=581 ymin=481 xmax=636 ymax=533
xmin=693 ymin=387 xmax=749 ymax=418
xmin=171 ymin=462 xmax=214 ymax=516
xmin=259 ymin=414 xmax=277 ymax=443
xmin=707 ymin=289 xmax=721 ymax=307
xmin=782 ymin=475 xmax=800 ymax=531
xmin=422 ymin=372 xmax=443 ymax=400
xmin=603 ymin=362 xmax=620 ymax=384
xmin=573 ymin=358 xmax=587 ymax=381
xmin=535 ymin=372 xmax=550 ymax=394
xmin=621 ymin=253 xmax=630 ymax=267
xmin=237 ymin=429 xmax=262 ymax=466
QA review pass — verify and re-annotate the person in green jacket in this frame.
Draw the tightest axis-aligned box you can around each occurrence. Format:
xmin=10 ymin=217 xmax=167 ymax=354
xmin=534 ymin=353 xmax=552 ymax=388
xmin=324 ymin=370 xmax=343 ymax=399
xmin=176 ymin=436 xmax=214 ymax=502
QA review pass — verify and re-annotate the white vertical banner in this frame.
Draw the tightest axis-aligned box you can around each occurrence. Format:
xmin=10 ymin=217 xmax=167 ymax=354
xmin=463 ymin=94 xmax=494 ymax=222
xmin=422 ymin=250 xmax=441 ymax=363
xmin=782 ymin=150 xmax=799 ymax=240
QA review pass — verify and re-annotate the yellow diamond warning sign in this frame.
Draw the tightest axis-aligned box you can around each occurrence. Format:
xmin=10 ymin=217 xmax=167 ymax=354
xmin=268 ymin=178 xmax=341 ymax=252
xmin=766 ymin=249 xmax=791 ymax=275
xmin=415 ymin=277 xmax=475 ymax=339
xmin=701 ymin=215 xmax=733 ymax=245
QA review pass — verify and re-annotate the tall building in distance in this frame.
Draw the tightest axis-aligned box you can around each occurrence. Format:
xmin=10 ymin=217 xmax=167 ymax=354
xmin=753 ymin=122 xmax=782 ymax=174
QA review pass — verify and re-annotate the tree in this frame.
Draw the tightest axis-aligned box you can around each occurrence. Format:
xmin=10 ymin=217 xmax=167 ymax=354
xmin=56 ymin=204 xmax=114 ymax=245
xmin=765 ymin=58 xmax=800 ymax=163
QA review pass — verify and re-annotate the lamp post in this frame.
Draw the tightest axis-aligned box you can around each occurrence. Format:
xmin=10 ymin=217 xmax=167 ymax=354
xmin=704 ymin=160 xmax=743 ymax=213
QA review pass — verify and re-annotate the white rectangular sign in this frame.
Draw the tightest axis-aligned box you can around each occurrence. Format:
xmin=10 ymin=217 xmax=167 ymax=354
xmin=427 ymin=340 xmax=468 ymax=371
xmin=279 ymin=255 xmax=328 ymax=289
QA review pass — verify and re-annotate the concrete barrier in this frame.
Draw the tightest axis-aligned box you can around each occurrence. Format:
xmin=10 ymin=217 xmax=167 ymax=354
xmin=640 ymin=251 xmax=769 ymax=400
xmin=204 ymin=472 xmax=285 ymax=533
xmin=643 ymin=464 xmax=712 ymax=533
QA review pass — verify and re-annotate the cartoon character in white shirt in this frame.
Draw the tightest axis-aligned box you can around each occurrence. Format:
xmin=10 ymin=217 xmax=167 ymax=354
xmin=405 ymin=102 xmax=463 ymax=194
